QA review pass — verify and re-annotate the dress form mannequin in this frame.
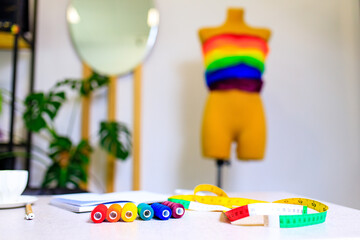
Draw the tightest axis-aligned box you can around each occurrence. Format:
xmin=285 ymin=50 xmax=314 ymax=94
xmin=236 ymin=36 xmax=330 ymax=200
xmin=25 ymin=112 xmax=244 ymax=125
xmin=199 ymin=9 xmax=271 ymax=187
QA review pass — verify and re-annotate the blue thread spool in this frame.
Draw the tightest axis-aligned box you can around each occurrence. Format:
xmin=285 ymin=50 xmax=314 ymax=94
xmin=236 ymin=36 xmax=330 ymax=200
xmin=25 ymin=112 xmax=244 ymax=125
xmin=138 ymin=203 xmax=154 ymax=221
xmin=151 ymin=203 xmax=172 ymax=220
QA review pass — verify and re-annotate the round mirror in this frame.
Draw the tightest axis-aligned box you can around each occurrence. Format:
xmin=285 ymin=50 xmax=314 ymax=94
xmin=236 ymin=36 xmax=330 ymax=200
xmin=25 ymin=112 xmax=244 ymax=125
xmin=67 ymin=0 xmax=159 ymax=76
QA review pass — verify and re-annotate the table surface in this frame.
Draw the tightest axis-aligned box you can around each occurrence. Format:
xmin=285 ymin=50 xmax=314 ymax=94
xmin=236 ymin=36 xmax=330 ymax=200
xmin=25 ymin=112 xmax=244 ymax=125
xmin=0 ymin=191 xmax=360 ymax=240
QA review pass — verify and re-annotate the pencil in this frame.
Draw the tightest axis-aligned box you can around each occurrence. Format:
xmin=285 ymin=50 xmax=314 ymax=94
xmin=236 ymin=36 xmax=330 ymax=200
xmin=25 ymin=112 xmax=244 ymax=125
xmin=25 ymin=203 xmax=35 ymax=220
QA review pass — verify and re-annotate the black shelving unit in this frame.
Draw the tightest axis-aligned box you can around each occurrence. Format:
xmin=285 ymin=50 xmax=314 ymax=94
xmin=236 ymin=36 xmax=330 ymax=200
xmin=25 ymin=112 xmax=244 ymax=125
xmin=0 ymin=0 xmax=38 ymax=187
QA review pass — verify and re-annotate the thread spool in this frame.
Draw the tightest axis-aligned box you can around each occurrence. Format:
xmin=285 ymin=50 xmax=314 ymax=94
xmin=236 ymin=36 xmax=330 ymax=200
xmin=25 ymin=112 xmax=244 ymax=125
xmin=138 ymin=203 xmax=154 ymax=221
xmin=106 ymin=204 xmax=122 ymax=222
xmin=162 ymin=201 xmax=185 ymax=218
xmin=151 ymin=203 xmax=172 ymax=220
xmin=91 ymin=204 xmax=107 ymax=223
xmin=121 ymin=203 xmax=138 ymax=222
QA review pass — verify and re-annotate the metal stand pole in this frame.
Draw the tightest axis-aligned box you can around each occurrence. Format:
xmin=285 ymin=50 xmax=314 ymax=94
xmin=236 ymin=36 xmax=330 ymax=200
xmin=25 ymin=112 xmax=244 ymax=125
xmin=216 ymin=159 xmax=230 ymax=188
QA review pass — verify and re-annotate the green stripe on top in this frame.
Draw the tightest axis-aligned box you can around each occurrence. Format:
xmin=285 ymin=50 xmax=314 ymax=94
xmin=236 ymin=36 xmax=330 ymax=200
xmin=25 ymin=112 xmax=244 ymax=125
xmin=168 ymin=198 xmax=190 ymax=210
xmin=207 ymin=56 xmax=265 ymax=73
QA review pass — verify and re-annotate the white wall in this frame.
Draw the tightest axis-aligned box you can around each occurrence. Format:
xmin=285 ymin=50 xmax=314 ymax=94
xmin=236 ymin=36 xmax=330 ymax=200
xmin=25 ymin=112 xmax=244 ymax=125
xmin=1 ymin=0 xmax=359 ymax=209
xmin=141 ymin=0 xmax=360 ymax=209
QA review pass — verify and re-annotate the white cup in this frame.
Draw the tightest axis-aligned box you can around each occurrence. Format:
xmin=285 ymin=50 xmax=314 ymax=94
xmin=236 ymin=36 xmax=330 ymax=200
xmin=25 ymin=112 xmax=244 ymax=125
xmin=0 ymin=170 xmax=28 ymax=203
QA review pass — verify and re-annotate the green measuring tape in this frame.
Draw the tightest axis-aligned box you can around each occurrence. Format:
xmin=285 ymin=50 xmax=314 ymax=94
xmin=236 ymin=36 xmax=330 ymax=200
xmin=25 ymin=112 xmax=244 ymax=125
xmin=273 ymin=198 xmax=328 ymax=228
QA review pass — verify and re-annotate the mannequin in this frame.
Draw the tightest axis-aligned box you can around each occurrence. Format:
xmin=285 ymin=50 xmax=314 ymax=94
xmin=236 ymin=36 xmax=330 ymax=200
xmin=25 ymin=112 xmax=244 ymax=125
xmin=199 ymin=8 xmax=271 ymax=168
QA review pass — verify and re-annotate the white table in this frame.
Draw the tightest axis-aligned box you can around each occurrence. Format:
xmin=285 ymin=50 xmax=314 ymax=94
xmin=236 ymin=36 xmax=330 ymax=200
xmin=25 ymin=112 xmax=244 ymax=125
xmin=1 ymin=192 xmax=360 ymax=240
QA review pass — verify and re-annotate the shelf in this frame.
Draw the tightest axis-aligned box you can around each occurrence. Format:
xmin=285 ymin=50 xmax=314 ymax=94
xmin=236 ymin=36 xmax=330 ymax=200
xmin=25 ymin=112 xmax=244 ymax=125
xmin=0 ymin=32 xmax=30 ymax=50
xmin=1 ymin=0 xmax=37 ymax=174
xmin=0 ymin=142 xmax=27 ymax=148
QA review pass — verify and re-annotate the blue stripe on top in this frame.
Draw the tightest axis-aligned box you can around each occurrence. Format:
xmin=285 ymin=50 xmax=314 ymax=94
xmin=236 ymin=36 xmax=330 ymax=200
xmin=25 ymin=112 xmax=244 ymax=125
xmin=205 ymin=64 xmax=262 ymax=87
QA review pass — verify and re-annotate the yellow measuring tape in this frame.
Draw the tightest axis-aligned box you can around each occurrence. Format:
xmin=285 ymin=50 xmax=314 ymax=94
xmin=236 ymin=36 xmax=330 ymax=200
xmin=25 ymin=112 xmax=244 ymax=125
xmin=170 ymin=184 xmax=267 ymax=210
xmin=168 ymin=184 xmax=328 ymax=228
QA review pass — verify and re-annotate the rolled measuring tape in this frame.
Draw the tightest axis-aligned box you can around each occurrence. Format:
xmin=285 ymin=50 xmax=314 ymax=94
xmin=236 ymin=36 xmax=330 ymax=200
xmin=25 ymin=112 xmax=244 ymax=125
xmin=225 ymin=199 xmax=328 ymax=228
xmin=106 ymin=204 xmax=122 ymax=222
xmin=169 ymin=184 xmax=328 ymax=228
xmin=169 ymin=184 xmax=267 ymax=211
xmin=270 ymin=198 xmax=328 ymax=228
xmin=121 ymin=203 xmax=138 ymax=222
xmin=162 ymin=201 xmax=185 ymax=218
xmin=91 ymin=204 xmax=107 ymax=223
xmin=224 ymin=203 xmax=307 ymax=222
xmin=151 ymin=203 xmax=172 ymax=220
xmin=168 ymin=198 xmax=231 ymax=212
xmin=137 ymin=203 xmax=154 ymax=221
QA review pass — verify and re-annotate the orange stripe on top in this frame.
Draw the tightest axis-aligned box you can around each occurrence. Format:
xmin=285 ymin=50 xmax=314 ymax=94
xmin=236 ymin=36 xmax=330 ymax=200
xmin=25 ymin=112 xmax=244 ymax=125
xmin=203 ymin=34 xmax=269 ymax=56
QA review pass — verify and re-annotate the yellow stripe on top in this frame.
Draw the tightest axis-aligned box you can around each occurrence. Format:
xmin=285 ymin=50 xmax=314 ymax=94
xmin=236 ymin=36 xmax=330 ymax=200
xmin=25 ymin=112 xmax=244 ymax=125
xmin=204 ymin=48 xmax=266 ymax=68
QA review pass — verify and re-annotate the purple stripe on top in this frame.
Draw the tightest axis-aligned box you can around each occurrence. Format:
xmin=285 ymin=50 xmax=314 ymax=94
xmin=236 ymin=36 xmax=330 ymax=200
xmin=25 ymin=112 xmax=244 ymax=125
xmin=208 ymin=78 xmax=263 ymax=92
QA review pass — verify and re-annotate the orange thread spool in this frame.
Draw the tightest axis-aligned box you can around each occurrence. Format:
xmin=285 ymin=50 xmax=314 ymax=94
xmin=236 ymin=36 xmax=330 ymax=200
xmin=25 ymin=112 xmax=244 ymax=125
xmin=106 ymin=204 xmax=122 ymax=222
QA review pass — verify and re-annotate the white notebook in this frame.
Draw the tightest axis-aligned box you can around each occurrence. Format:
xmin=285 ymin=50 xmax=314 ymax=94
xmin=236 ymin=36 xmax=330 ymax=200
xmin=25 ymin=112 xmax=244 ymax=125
xmin=50 ymin=191 xmax=169 ymax=213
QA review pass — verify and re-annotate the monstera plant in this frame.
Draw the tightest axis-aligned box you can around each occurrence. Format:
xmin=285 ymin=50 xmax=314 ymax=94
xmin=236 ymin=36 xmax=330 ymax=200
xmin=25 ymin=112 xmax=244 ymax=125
xmin=23 ymin=73 xmax=131 ymax=189
xmin=42 ymin=135 xmax=91 ymax=189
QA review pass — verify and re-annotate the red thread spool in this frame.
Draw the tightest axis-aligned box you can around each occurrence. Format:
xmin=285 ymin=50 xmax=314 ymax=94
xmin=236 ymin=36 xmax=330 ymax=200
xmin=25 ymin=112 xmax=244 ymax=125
xmin=106 ymin=204 xmax=122 ymax=222
xmin=162 ymin=201 xmax=185 ymax=218
xmin=91 ymin=204 xmax=107 ymax=223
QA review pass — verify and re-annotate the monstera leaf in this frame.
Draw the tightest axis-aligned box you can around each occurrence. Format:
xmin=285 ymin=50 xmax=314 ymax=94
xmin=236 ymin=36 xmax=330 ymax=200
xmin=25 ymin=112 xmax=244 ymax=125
xmin=23 ymin=91 xmax=66 ymax=132
xmin=99 ymin=121 xmax=132 ymax=160
xmin=42 ymin=135 xmax=92 ymax=189
xmin=55 ymin=72 xmax=109 ymax=97
xmin=81 ymin=72 xmax=109 ymax=96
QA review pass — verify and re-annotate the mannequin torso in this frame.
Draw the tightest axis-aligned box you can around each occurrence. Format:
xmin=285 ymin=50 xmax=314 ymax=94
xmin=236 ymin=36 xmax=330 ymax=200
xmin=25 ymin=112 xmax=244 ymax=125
xmin=200 ymin=8 xmax=271 ymax=161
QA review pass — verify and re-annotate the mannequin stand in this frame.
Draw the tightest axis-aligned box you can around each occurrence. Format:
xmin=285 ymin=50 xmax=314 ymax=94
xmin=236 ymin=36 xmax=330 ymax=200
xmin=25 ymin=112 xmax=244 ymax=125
xmin=216 ymin=159 xmax=230 ymax=188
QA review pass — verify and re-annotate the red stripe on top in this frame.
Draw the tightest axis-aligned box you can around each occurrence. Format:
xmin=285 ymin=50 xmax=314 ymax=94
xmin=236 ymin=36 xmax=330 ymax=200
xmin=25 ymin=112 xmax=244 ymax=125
xmin=203 ymin=34 xmax=269 ymax=55
xmin=224 ymin=205 xmax=250 ymax=222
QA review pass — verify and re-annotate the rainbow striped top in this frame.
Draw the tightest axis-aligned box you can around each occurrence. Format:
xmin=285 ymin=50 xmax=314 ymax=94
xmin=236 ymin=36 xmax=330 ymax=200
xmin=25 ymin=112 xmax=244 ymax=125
xmin=202 ymin=34 xmax=269 ymax=92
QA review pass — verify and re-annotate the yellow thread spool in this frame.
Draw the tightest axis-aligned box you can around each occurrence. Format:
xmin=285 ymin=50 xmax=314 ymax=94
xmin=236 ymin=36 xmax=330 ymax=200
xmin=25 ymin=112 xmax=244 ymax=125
xmin=121 ymin=203 xmax=137 ymax=222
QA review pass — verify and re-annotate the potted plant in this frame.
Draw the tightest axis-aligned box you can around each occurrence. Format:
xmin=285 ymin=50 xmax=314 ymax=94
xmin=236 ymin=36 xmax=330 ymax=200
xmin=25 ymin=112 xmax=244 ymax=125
xmin=21 ymin=72 xmax=131 ymax=192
